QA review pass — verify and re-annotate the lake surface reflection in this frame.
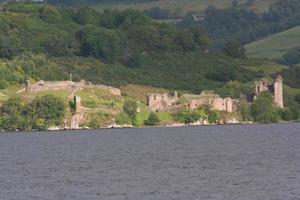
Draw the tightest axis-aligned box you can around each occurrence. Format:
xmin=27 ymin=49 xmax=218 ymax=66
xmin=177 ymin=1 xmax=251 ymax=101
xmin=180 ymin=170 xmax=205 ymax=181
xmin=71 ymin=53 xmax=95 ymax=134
xmin=0 ymin=124 xmax=300 ymax=200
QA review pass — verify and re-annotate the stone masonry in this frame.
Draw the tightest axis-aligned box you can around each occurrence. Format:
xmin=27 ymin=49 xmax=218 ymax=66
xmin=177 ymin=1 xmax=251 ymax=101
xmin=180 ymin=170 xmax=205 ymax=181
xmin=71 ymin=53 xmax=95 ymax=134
xmin=147 ymin=93 xmax=178 ymax=112
xmin=186 ymin=91 xmax=238 ymax=113
xmin=25 ymin=80 xmax=121 ymax=96
xmin=255 ymin=74 xmax=284 ymax=108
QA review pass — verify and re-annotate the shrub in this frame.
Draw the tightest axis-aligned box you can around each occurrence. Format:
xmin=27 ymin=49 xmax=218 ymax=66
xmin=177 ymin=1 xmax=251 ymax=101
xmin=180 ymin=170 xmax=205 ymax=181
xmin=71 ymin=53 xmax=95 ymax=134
xmin=123 ymin=99 xmax=138 ymax=126
xmin=115 ymin=113 xmax=132 ymax=125
xmin=278 ymin=108 xmax=294 ymax=121
xmin=31 ymin=95 xmax=65 ymax=126
xmin=144 ymin=113 xmax=160 ymax=126
xmin=0 ymin=35 xmax=21 ymax=59
xmin=40 ymin=5 xmax=62 ymax=23
xmin=87 ymin=112 xmax=111 ymax=129
xmin=250 ymin=92 xmax=279 ymax=123
xmin=172 ymin=108 xmax=207 ymax=124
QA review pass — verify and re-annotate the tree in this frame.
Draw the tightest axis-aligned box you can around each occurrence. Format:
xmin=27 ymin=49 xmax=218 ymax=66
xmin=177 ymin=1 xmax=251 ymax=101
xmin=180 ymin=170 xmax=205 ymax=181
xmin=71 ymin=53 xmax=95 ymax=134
xmin=40 ymin=5 xmax=62 ymax=23
xmin=250 ymin=92 xmax=279 ymax=123
xmin=0 ymin=98 xmax=31 ymax=131
xmin=278 ymin=108 xmax=294 ymax=121
xmin=43 ymin=35 xmax=71 ymax=56
xmin=74 ymin=7 xmax=99 ymax=25
xmin=223 ymin=39 xmax=246 ymax=58
xmin=81 ymin=28 xmax=120 ymax=62
xmin=31 ymin=95 xmax=65 ymax=126
xmin=176 ymin=30 xmax=197 ymax=51
xmin=0 ymin=36 xmax=21 ymax=59
xmin=123 ymin=100 xmax=138 ymax=126
xmin=144 ymin=113 xmax=160 ymax=126
xmin=279 ymin=49 xmax=300 ymax=66
xmin=238 ymin=101 xmax=251 ymax=122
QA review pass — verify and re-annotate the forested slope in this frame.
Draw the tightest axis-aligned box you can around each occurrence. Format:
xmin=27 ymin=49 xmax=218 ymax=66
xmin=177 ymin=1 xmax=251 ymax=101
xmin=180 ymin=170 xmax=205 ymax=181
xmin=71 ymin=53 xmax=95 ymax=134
xmin=0 ymin=2 xmax=265 ymax=93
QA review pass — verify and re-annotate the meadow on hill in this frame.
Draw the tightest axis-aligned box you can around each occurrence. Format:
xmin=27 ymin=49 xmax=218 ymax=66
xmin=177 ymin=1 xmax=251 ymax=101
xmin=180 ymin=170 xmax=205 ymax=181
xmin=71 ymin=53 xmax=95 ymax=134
xmin=245 ymin=26 xmax=300 ymax=60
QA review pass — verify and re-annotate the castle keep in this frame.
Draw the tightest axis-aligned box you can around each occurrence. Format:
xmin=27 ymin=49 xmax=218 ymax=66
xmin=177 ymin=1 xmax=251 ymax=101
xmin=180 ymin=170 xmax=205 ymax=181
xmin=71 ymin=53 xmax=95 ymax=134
xmin=255 ymin=74 xmax=284 ymax=108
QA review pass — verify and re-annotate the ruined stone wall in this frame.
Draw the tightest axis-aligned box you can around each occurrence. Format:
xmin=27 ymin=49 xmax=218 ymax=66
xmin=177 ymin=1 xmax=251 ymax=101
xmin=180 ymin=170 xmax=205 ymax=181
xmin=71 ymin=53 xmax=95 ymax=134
xmin=147 ymin=93 xmax=177 ymax=112
xmin=26 ymin=80 xmax=121 ymax=96
xmin=188 ymin=97 xmax=236 ymax=113
xmin=255 ymin=80 xmax=270 ymax=94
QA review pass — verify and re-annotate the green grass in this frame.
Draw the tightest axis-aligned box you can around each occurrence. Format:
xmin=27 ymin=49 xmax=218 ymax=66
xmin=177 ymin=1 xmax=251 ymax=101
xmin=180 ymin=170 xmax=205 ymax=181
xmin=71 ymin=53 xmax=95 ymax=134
xmin=90 ymin=0 xmax=275 ymax=14
xmin=242 ymin=62 xmax=288 ymax=75
xmin=245 ymin=26 xmax=300 ymax=60
xmin=136 ymin=111 xmax=173 ymax=126
xmin=20 ymin=89 xmax=71 ymax=103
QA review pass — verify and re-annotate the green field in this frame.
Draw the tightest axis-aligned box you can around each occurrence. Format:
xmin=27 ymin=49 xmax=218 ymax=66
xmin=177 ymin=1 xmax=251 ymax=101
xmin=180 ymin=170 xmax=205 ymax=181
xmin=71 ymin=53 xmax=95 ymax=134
xmin=245 ymin=26 xmax=300 ymax=60
xmin=90 ymin=0 xmax=275 ymax=14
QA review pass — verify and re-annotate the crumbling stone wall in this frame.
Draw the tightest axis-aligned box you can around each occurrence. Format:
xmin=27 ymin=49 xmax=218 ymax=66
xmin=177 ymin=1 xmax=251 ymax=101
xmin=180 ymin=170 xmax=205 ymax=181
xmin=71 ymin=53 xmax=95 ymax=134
xmin=25 ymin=80 xmax=121 ymax=96
xmin=187 ymin=92 xmax=238 ymax=113
xmin=147 ymin=93 xmax=177 ymax=112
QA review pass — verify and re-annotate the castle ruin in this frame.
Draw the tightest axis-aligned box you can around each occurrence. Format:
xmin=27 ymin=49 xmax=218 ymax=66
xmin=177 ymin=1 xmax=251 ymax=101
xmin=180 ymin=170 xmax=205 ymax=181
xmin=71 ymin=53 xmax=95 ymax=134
xmin=185 ymin=91 xmax=238 ymax=113
xmin=255 ymin=74 xmax=284 ymax=108
xmin=24 ymin=80 xmax=121 ymax=96
xmin=147 ymin=75 xmax=284 ymax=113
xmin=147 ymin=92 xmax=178 ymax=112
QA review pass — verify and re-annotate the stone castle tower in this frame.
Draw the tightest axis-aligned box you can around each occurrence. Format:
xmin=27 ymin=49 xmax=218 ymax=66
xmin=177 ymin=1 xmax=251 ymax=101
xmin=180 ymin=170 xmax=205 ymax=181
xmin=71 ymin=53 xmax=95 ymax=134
xmin=273 ymin=75 xmax=284 ymax=108
xmin=255 ymin=74 xmax=284 ymax=108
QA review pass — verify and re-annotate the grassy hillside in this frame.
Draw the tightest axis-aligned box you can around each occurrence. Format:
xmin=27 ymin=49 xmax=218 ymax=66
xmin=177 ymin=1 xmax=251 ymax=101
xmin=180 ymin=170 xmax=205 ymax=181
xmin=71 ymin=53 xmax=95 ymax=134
xmin=51 ymin=0 xmax=277 ymax=14
xmin=245 ymin=26 xmax=300 ymax=60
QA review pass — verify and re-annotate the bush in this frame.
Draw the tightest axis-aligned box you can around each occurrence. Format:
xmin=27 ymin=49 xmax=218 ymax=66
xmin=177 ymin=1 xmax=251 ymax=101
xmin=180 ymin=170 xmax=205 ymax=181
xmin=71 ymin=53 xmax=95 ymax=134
xmin=278 ymin=108 xmax=294 ymax=121
xmin=115 ymin=113 xmax=132 ymax=125
xmin=0 ymin=98 xmax=31 ymax=131
xmin=0 ymin=36 xmax=21 ymax=59
xmin=31 ymin=95 xmax=65 ymax=126
xmin=144 ymin=113 xmax=160 ymax=126
xmin=172 ymin=108 xmax=207 ymax=124
xmin=87 ymin=112 xmax=111 ymax=129
xmin=74 ymin=7 xmax=99 ymax=25
xmin=223 ymin=40 xmax=246 ymax=58
xmin=40 ymin=5 xmax=62 ymax=23
xmin=250 ymin=92 xmax=279 ymax=123
xmin=123 ymin=99 xmax=138 ymax=126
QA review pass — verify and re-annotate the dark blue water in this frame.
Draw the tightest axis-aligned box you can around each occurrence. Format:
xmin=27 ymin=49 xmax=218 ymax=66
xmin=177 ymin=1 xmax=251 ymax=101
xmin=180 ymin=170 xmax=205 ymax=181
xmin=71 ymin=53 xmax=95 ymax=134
xmin=0 ymin=124 xmax=300 ymax=200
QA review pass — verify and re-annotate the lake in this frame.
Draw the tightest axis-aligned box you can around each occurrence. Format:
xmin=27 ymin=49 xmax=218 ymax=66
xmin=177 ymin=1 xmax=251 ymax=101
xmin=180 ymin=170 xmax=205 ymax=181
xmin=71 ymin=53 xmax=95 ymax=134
xmin=0 ymin=124 xmax=300 ymax=200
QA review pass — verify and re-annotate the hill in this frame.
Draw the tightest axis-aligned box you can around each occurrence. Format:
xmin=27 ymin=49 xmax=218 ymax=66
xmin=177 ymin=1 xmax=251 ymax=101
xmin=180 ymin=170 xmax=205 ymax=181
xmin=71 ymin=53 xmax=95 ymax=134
xmin=0 ymin=2 xmax=266 ymax=93
xmin=245 ymin=26 xmax=300 ymax=60
xmin=0 ymin=2 xmax=300 ymax=131
xmin=48 ymin=0 xmax=277 ymax=14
